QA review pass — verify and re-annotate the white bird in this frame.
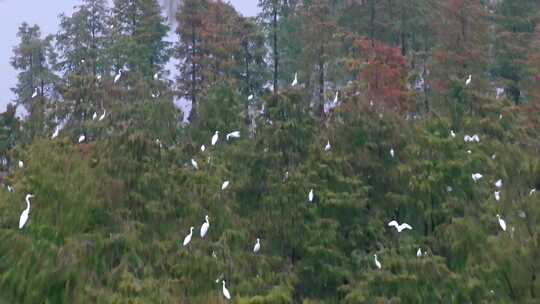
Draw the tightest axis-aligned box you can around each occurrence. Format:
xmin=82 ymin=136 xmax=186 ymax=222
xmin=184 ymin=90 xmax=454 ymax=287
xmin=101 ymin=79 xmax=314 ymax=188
xmin=92 ymin=112 xmax=97 ymax=120
xmin=200 ymin=215 xmax=209 ymax=238
xmin=496 ymin=214 xmax=506 ymax=232
xmin=417 ymin=248 xmax=422 ymax=257
xmin=98 ymin=110 xmax=107 ymax=121
xmin=308 ymin=189 xmax=314 ymax=202
xmin=18 ymin=160 xmax=24 ymax=168
xmin=390 ymin=148 xmax=395 ymax=158
xmin=446 ymin=186 xmax=453 ymax=192
xmin=248 ymin=94 xmax=254 ymax=101
xmin=491 ymin=154 xmax=497 ymax=160
xmin=388 ymin=220 xmax=413 ymax=232
xmin=114 ymin=70 xmax=122 ymax=83
xmin=530 ymin=188 xmax=537 ymax=196
xmin=494 ymin=191 xmax=500 ymax=202
xmin=211 ymin=131 xmax=219 ymax=146
xmin=19 ymin=194 xmax=34 ymax=229
xmin=7 ymin=185 xmax=13 ymax=193
xmin=495 ymin=179 xmax=503 ymax=188
xmin=374 ymin=254 xmax=382 ymax=269
xmin=472 ymin=173 xmax=483 ymax=182
xmin=465 ymin=74 xmax=472 ymax=86
xmin=96 ymin=74 xmax=102 ymax=81
xmin=291 ymin=73 xmax=298 ymax=87
xmin=183 ymin=226 xmax=194 ymax=246
xmin=78 ymin=134 xmax=86 ymax=143
xmin=253 ymin=238 xmax=261 ymax=253
xmin=222 ymin=280 xmax=231 ymax=300
xmin=31 ymin=88 xmax=38 ymax=98
xmin=226 ymin=131 xmax=240 ymax=141
xmin=200 ymin=145 xmax=206 ymax=152
xmin=467 ymin=150 xmax=472 ymax=154
xmin=464 ymin=135 xmax=472 ymax=142
xmin=333 ymin=91 xmax=339 ymax=104
xmin=51 ymin=126 xmax=60 ymax=139
xmin=153 ymin=72 xmax=159 ymax=80
xmin=471 ymin=135 xmax=480 ymax=143
xmin=221 ymin=180 xmax=230 ymax=190
xmin=324 ymin=140 xmax=331 ymax=152
xmin=191 ymin=158 xmax=198 ymax=170
xmin=450 ymin=130 xmax=456 ymax=138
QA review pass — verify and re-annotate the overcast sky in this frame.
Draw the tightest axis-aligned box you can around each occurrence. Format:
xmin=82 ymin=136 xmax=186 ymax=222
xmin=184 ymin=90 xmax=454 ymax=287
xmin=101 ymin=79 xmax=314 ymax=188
xmin=0 ymin=0 xmax=260 ymax=112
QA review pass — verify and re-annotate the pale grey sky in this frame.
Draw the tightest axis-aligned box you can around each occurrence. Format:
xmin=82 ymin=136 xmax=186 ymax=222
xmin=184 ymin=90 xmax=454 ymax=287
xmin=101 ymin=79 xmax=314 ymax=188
xmin=0 ymin=0 xmax=260 ymax=112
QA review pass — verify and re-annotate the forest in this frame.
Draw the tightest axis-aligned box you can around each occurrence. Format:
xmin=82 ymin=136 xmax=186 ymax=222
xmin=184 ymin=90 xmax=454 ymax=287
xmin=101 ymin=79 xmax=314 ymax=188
xmin=0 ymin=0 xmax=540 ymax=303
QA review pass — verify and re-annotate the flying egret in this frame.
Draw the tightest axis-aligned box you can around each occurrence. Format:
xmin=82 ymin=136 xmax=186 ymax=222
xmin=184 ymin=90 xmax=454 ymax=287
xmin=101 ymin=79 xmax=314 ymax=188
xmin=19 ymin=194 xmax=34 ymax=229
xmin=226 ymin=131 xmax=240 ymax=141
xmin=417 ymin=248 xmax=422 ymax=257
xmin=31 ymin=88 xmax=38 ymax=98
xmin=114 ymin=70 xmax=122 ymax=83
xmin=324 ymin=140 xmax=331 ymax=152
xmin=450 ymin=130 xmax=456 ymax=138
xmin=191 ymin=159 xmax=198 ymax=170
xmin=18 ymin=160 xmax=23 ymax=168
xmin=388 ymin=220 xmax=412 ymax=232
xmin=291 ymin=73 xmax=298 ymax=87
xmin=222 ymin=280 xmax=231 ymax=300
xmin=496 ymin=214 xmax=506 ymax=232
xmin=200 ymin=215 xmax=209 ymax=238
xmin=465 ymin=74 xmax=472 ymax=86
xmin=221 ymin=181 xmax=230 ymax=190
xmin=211 ymin=131 xmax=219 ymax=146
xmin=78 ymin=134 xmax=86 ymax=143
xmin=92 ymin=112 xmax=97 ymax=120
xmin=253 ymin=238 xmax=261 ymax=253
xmin=390 ymin=148 xmax=395 ymax=158
xmin=98 ymin=110 xmax=107 ymax=121
xmin=494 ymin=191 xmax=500 ymax=202
xmin=51 ymin=126 xmax=60 ymax=139
xmin=200 ymin=145 xmax=206 ymax=152
xmin=248 ymin=94 xmax=254 ymax=101
xmin=495 ymin=179 xmax=503 ymax=188
xmin=183 ymin=226 xmax=194 ymax=246
xmin=472 ymin=173 xmax=483 ymax=182
xmin=308 ymin=189 xmax=314 ymax=202
xmin=374 ymin=254 xmax=382 ymax=269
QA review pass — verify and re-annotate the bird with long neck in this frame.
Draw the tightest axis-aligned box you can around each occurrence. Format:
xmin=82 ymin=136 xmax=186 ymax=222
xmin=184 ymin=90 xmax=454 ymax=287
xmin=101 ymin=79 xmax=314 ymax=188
xmin=19 ymin=194 xmax=34 ymax=229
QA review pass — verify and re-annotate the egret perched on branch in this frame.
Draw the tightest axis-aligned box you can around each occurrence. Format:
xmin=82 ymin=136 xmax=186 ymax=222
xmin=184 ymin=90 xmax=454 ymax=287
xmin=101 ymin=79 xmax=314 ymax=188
xmin=450 ymin=130 xmax=456 ymax=138
xmin=78 ymin=134 xmax=86 ymax=143
xmin=98 ymin=110 xmax=107 ymax=121
xmin=153 ymin=72 xmax=159 ymax=80
xmin=388 ymin=220 xmax=412 ymax=232
xmin=496 ymin=214 xmax=506 ymax=232
xmin=324 ymin=140 xmax=331 ymax=152
xmin=221 ymin=180 xmax=230 ymax=190
xmin=200 ymin=215 xmax=209 ymax=238
xmin=51 ymin=126 xmax=60 ymax=139
xmin=114 ymin=70 xmax=122 ymax=83
xmin=390 ymin=148 xmax=395 ymax=158
xmin=253 ymin=238 xmax=261 ymax=253
xmin=19 ymin=194 xmax=34 ymax=229
xmin=417 ymin=248 xmax=422 ymax=257
xmin=183 ymin=226 xmax=194 ymax=246
xmin=226 ymin=131 xmax=240 ymax=141
xmin=531 ymin=188 xmax=537 ymax=196
xmin=374 ymin=254 xmax=382 ymax=269
xmin=92 ymin=112 xmax=97 ymax=120
xmin=465 ymin=74 xmax=472 ymax=86
xmin=191 ymin=159 xmax=198 ymax=170
xmin=494 ymin=191 xmax=500 ymax=202
xmin=211 ymin=131 xmax=219 ymax=146
xmin=308 ymin=189 xmax=314 ymax=202
xmin=472 ymin=173 xmax=483 ymax=182
xmin=495 ymin=179 xmax=503 ymax=188
xmin=200 ymin=145 xmax=206 ymax=152
xmin=222 ymin=280 xmax=231 ymax=300
xmin=333 ymin=91 xmax=339 ymax=104
xmin=291 ymin=73 xmax=298 ymax=87
xmin=18 ymin=160 xmax=24 ymax=168
xmin=248 ymin=94 xmax=254 ymax=101
xmin=31 ymin=88 xmax=38 ymax=98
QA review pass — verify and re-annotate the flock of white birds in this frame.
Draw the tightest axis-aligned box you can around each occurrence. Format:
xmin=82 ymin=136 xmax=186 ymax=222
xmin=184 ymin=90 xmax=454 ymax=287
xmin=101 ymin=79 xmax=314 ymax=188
xmin=13 ymin=73 xmax=538 ymax=301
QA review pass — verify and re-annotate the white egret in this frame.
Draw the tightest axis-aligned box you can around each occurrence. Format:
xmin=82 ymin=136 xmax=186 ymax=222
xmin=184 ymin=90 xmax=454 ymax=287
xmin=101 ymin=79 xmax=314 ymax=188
xmin=222 ymin=280 xmax=231 ymax=300
xmin=221 ymin=181 xmax=230 ymax=190
xmin=200 ymin=215 xmax=209 ymax=238
xmin=191 ymin=158 xmax=198 ymax=170
xmin=492 ymin=154 xmax=496 ymax=160
xmin=153 ymin=72 xmax=159 ymax=80
xmin=211 ymin=131 xmax=219 ymax=146
xmin=390 ymin=148 xmax=395 ymax=158
xmin=417 ymin=248 xmax=422 ymax=257
xmin=465 ymin=74 xmax=472 ymax=86
xmin=467 ymin=150 xmax=472 ymax=154
xmin=495 ymin=179 xmax=503 ymax=188
xmin=308 ymin=189 xmax=314 ymax=202
xmin=494 ymin=191 xmax=500 ymax=202
xmin=471 ymin=135 xmax=480 ymax=142
xmin=472 ymin=173 xmax=483 ymax=182
xmin=248 ymin=94 xmax=254 ymax=101
xmin=98 ymin=110 xmax=107 ymax=121
xmin=92 ymin=112 xmax=97 ymax=120
xmin=333 ymin=91 xmax=339 ymax=104
xmin=496 ymin=87 xmax=504 ymax=99
xmin=78 ymin=134 xmax=86 ymax=143
xmin=388 ymin=220 xmax=412 ymax=232
xmin=114 ymin=70 xmax=122 ymax=83
xmin=51 ymin=126 xmax=60 ymax=139
xmin=7 ymin=185 xmax=13 ymax=193
xmin=283 ymin=171 xmax=289 ymax=182
xmin=183 ymin=226 xmax=194 ymax=246
xmin=530 ymin=188 xmax=537 ymax=196
xmin=226 ymin=131 xmax=240 ymax=141
xmin=291 ymin=73 xmax=298 ymax=87
xmin=200 ymin=145 xmax=206 ymax=152
xmin=374 ymin=254 xmax=382 ymax=269
xmin=450 ymin=130 xmax=456 ymax=138
xmin=96 ymin=74 xmax=102 ymax=81
xmin=324 ymin=140 xmax=331 ymax=152
xmin=446 ymin=186 xmax=453 ymax=192
xmin=496 ymin=214 xmax=506 ymax=232
xmin=19 ymin=194 xmax=34 ymax=229
xmin=31 ymin=88 xmax=38 ymax=98
xmin=18 ymin=160 xmax=23 ymax=168
xmin=253 ymin=238 xmax=261 ymax=253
